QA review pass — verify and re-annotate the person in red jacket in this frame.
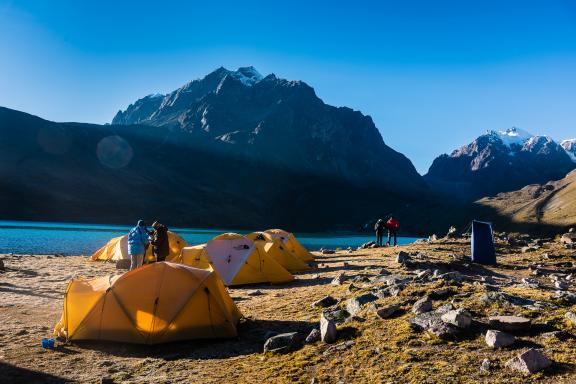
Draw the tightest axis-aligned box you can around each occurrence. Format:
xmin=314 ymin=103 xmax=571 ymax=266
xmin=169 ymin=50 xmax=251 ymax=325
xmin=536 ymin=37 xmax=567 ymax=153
xmin=386 ymin=216 xmax=399 ymax=246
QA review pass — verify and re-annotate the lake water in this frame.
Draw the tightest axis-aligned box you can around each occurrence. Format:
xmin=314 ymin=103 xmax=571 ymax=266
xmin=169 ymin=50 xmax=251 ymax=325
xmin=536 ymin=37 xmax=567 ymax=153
xmin=0 ymin=220 xmax=420 ymax=255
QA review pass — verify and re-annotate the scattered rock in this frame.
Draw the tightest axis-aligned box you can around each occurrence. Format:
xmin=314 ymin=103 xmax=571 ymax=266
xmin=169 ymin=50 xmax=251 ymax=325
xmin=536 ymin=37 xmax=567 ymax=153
xmin=322 ymin=308 xmax=351 ymax=324
xmin=480 ymin=359 xmax=491 ymax=372
xmin=247 ymin=290 xmax=264 ymax=296
xmin=376 ymin=304 xmax=400 ymax=319
xmin=441 ymin=309 xmax=472 ymax=329
xmin=429 ymin=234 xmax=438 ymax=242
xmin=15 ymin=329 xmax=28 ymax=336
xmin=505 ymin=349 xmax=552 ymax=374
xmin=560 ymin=233 xmax=576 ymax=245
xmin=346 ymin=293 xmax=378 ymax=316
xmin=310 ymin=274 xmax=320 ymax=279
xmin=521 ymin=278 xmax=539 ymax=289
xmin=480 ymin=292 xmax=535 ymax=307
xmin=347 ymin=283 xmax=359 ymax=293
xmin=312 ymin=295 xmax=338 ymax=308
xmin=412 ymin=296 xmax=432 ymax=314
xmin=263 ymin=332 xmax=301 ymax=354
xmin=323 ymin=340 xmax=354 ymax=356
xmin=321 ymin=249 xmax=335 ymax=254
xmin=435 ymin=271 xmax=465 ymax=283
xmin=115 ymin=259 xmax=131 ymax=270
xmin=521 ymin=246 xmax=537 ymax=253
xmin=396 ymin=251 xmax=411 ymax=264
xmin=555 ymin=281 xmax=569 ymax=291
xmin=331 ymin=273 xmax=346 ymax=286
xmin=554 ymin=291 xmax=576 ymax=304
xmin=0 ymin=259 xmax=4 ymax=271
xmin=360 ymin=241 xmax=376 ymax=249
xmin=485 ymin=330 xmax=515 ymax=348
xmin=305 ymin=328 xmax=320 ymax=344
xmin=101 ymin=378 xmax=115 ymax=384
xmin=320 ymin=314 xmax=337 ymax=343
xmin=429 ymin=288 xmax=454 ymax=300
xmin=488 ymin=316 xmax=531 ymax=332
xmin=565 ymin=311 xmax=576 ymax=326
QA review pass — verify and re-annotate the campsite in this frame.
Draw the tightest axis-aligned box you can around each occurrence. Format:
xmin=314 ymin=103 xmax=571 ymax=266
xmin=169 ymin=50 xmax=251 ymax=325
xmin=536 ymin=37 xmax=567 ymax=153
xmin=3 ymin=227 xmax=576 ymax=383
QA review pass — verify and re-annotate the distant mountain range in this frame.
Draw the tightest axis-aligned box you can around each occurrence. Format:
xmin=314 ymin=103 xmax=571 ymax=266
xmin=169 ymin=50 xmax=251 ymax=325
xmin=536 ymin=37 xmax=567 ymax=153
xmin=1 ymin=66 xmax=574 ymax=234
xmin=425 ymin=127 xmax=576 ymax=200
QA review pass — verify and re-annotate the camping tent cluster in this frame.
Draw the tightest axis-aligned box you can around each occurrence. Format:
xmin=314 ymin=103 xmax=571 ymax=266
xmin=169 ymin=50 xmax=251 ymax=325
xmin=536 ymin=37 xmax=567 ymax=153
xmin=54 ymin=228 xmax=314 ymax=345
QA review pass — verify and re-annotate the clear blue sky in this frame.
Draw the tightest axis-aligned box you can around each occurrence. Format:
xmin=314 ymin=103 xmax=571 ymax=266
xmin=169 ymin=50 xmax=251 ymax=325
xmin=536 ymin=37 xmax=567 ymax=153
xmin=1 ymin=0 xmax=575 ymax=173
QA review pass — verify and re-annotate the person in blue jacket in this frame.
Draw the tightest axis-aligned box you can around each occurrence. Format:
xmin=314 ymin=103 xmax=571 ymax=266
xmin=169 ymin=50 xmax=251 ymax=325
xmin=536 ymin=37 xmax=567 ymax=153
xmin=128 ymin=220 xmax=149 ymax=270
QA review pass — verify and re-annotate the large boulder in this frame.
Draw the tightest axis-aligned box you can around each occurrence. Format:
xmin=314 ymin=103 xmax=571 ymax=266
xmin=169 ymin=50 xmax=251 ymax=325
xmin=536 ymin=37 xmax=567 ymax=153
xmin=263 ymin=332 xmax=301 ymax=354
xmin=441 ymin=309 xmax=472 ymax=329
xmin=488 ymin=316 xmax=531 ymax=332
xmin=485 ymin=330 xmax=515 ymax=348
xmin=346 ymin=293 xmax=378 ymax=316
xmin=505 ymin=349 xmax=552 ymax=374
xmin=412 ymin=296 xmax=433 ymax=314
xmin=376 ymin=304 xmax=400 ymax=319
xmin=320 ymin=314 xmax=337 ymax=343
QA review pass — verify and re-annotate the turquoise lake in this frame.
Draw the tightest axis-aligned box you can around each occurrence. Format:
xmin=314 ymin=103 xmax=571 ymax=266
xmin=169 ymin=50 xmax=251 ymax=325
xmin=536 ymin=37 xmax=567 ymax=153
xmin=0 ymin=220 xmax=420 ymax=255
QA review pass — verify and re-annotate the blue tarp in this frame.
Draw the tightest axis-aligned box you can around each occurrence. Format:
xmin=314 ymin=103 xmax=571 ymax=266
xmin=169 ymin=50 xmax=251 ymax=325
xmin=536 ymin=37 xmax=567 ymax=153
xmin=471 ymin=220 xmax=496 ymax=265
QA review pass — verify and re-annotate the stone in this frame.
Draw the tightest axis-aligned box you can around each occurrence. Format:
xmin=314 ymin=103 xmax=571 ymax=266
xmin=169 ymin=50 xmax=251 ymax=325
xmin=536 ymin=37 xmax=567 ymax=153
xmin=410 ymin=310 xmax=460 ymax=339
xmin=115 ymin=259 xmax=131 ymax=270
xmin=322 ymin=340 xmax=354 ymax=356
xmin=521 ymin=278 xmax=539 ymax=289
xmin=305 ymin=328 xmax=320 ymax=343
xmin=320 ymin=314 xmax=337 ymax=343
xmin=480 ymin=359 xmax=491 ymax=372
xmin=321 ymin=249 xmax=335 ymax=254
xmin=435 ymin=271 xmax=465 ymax=283
xmin=263 ymin=332 xmax=301 ymax=354
xmin=331 ymin=273 xmax=346 ymax=286
xmin=441 ymin=309 xmax=472 ymax=329
xmin=376 ymin=304 xmax=400 ymax=319
xmin=346 ymin=293 xmax=378 ymax=316
xmin=322 ymin=309 xmax=351 ymax=324
xmin=247 ymin=290 xmax=264 ymax=296
xmin=0 ymin=259 xmax=4 ymax=271
xmin=565 ymin=311 xmax=576 ymax=326
xmin=488 ymin=316 xmax=531 ymax=332
xmin=347 ymin=283 xmax=359 ymax=293
xmin=554 ymin=291 xmax=576 ymax=304
xmin=396 ymin=251 xmax=410 ymax=264
xmin=101 ymin=378 xmax=115 ymax=384
xmin=429 ymin=234 xmax=438 ymax=242
xmin=521 ymin=246 xmax=537 ymax=253
xmin=312 ymin=295 xmax=338 ymax=308
xmin=445 ymin=226 xmax=458 ymax=239
xmin=429 ymin=288 xmax=454 ymax=300
xmin=412 ymin=296 xmax=433 ymax=314
xmin=480 ymin=292 xmax=535 ymax=307
xmin=505 ymin=349 xmax=552 ymax=374
xmin=485 ymin=330 xmax=515 ymax=348
xmin=560 ymin=233 xmax=576 ymax=244
xmin=555 ymin=281 xmax=569 ymax=290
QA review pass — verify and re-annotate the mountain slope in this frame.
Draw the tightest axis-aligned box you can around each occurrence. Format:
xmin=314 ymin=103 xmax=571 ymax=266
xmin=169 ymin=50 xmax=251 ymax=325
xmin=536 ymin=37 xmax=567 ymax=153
xmin=425 ymin=127 xmax=575 ymax=200
xmin=476 ymin=169 xmax=576 ymax=231
xmin=113 ymin=67 xmax=425 ymax=191
xmin=0 ymin=105 xmax=428 ymax=231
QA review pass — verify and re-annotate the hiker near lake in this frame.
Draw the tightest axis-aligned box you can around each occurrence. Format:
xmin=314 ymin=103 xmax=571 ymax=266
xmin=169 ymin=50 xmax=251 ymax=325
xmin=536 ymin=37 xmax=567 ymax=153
xmin=128 ymin=220 xmax=149 ymax=270
xmin=374 ymin=218 xmax=386 ymax=247
xmin=386 ymin=216 xmax=399 ymax=246
xmin=149 ymin=221 xmax=170 ymax=262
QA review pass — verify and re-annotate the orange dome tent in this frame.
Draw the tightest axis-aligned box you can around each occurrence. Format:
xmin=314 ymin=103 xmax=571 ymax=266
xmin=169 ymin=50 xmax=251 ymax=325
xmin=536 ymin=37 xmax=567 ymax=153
xmin=264 ymin=229 xmax=315 ymax=262
xmin=54 ymin=262 xmax=241 ymax=344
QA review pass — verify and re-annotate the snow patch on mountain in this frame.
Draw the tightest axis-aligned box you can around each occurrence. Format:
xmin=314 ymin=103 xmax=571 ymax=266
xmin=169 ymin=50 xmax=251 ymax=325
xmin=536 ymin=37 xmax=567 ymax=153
xmin=231 ymin=66 xmax=263 ymax=86
xmin=562 ymin=139 xmax=576 ymax=162
xmin=487 ymin=127 xmax=533 ymax=148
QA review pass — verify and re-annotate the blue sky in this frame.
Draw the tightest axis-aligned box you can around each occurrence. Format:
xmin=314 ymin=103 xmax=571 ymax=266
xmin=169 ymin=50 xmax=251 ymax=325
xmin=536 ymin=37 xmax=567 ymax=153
xmin=1 ymin=0 xmax=575 ymax=173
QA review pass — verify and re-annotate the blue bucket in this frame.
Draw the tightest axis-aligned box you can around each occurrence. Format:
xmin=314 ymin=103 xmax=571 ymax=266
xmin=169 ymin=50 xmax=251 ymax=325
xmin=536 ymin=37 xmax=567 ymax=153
xmin=41 ymin=338 xmax=55 ymax=348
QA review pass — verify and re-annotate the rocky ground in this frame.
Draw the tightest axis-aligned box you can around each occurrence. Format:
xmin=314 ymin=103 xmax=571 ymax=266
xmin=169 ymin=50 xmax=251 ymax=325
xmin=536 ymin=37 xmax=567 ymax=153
xmin=2 ymin=234 xmax=576 ymax=383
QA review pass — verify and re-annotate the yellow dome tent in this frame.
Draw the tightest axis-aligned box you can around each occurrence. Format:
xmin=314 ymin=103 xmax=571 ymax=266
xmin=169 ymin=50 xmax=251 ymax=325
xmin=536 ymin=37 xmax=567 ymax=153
xmin=246 ymin=231 xmax=311 ymax=272
xmin=264 ymin=229 xmax=315 ymax=262
xmin=53 ymin=262 xmax=242 ymax=344
xmin=90 ymin=231 xmax=188 ymax=263
xmin=178 ymin=233 xmax=294 ymax=286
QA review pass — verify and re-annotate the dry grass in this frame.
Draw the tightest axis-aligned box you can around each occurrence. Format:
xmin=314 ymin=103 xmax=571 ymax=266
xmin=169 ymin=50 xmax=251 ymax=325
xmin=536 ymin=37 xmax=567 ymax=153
xmin=2 ymin=238 xmax=576 ymax=383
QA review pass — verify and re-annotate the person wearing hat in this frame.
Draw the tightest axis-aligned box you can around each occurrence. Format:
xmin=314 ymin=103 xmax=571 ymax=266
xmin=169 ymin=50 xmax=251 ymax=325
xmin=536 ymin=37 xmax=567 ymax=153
xmin=150 ymin=221 xmax=170 ymax=262
xmin=374 ymin=218 xmax=385 ymax=247
xmin=128 ymin=220 xmax=149 ymax=270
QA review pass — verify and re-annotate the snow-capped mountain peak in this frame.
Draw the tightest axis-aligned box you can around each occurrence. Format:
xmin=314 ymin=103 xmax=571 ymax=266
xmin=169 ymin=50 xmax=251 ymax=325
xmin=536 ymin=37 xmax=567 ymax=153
xmin=487 ymin=127 xmax=533 ymax=148
xmin=231 ymin=66 xmax=263 ymax=86
xmin=562 ymin=138 xmax=576 ymax=162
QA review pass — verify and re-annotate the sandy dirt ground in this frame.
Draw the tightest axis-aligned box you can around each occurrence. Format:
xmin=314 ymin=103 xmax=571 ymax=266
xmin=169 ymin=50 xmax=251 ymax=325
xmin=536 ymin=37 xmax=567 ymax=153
xmin=2 ymin=238 xmax=576 ymax=383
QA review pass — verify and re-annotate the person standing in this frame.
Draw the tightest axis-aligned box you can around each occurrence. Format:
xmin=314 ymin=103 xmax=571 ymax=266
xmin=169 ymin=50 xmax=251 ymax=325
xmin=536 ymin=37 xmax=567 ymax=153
xmin=386 ymin=216 xmax=399 ymax=246
xmin=374 ymin=218 xmax=385 ymax=247
xmin=150 ymin=221 xmax=170 ymax=262
xmin=128 ymin=220 xmax=149 ymax=270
